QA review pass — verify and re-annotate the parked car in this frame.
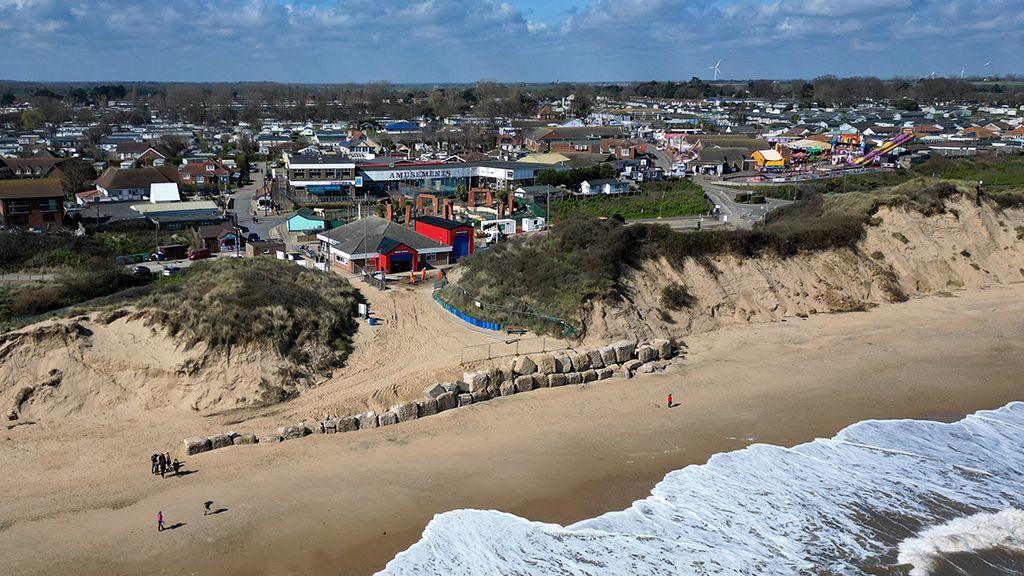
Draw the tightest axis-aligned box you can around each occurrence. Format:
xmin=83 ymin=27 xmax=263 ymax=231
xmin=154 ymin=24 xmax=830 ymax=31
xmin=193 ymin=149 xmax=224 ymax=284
xmin=246 ymin=233 xmax=261 ymax=243
xmin=187 ymin=248 xmax=212 ymax=261
xmin=131 ymin=265 xmax=152 ymax=277
xmin=162 ymin=265 xmax=181 ymax=277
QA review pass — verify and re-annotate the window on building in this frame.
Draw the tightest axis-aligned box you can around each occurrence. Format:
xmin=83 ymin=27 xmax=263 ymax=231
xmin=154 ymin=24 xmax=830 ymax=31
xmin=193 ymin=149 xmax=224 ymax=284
xmin=40 ymin=198 xmax=59 ymax=212
xmin=8 ymin=200 xmax=29 ymax=214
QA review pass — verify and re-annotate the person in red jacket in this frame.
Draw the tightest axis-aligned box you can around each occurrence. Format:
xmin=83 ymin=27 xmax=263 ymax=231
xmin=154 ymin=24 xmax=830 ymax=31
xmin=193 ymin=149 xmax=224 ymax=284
xmin=667 ymin=393 xmax=673 ymax=408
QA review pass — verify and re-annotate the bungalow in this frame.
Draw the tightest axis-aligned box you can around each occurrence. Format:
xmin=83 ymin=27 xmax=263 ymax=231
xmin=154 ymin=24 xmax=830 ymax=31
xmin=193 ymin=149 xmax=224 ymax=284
xmin=178 ymin=159 xmax=231 ymax=189
xmin=94 ymin=167 xmax=173 ymax=201
xmin=115 ymin=142 xmax=165 ymax=163
xmin=318 ymin=216 xmax=451 ymax=275
xmin=197 ymin=222 xmax=240 ymax=253
xmin=580 ymin=178 xmax=629 ymax=195
xmin=0 ymin=178 xmax=64 ymax=228
xmin=689 ymin=147 xmax=754 ymax=175
xmin=286 ymin=207 xmax=329 ymax=233
xmin=1 ymin=157 xmax=69 ymax=179
xmin=131 ymin=200 xmax=223 ymax=230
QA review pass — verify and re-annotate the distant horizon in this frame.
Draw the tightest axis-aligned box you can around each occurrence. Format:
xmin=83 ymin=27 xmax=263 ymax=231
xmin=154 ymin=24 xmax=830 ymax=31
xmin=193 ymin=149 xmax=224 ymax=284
xmin=1 ymin=75 xmax=1021 ymax=88
xmin=0 ymin=0 xmax=1022 ymax=84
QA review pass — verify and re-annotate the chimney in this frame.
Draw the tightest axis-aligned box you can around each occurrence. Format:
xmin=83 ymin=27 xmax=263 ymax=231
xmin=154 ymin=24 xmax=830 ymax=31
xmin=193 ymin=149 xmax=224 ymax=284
xmin=404 ymin=204 xmax=411 ymax=226
xmin=385 ymin=202 xmax=393 ymax=221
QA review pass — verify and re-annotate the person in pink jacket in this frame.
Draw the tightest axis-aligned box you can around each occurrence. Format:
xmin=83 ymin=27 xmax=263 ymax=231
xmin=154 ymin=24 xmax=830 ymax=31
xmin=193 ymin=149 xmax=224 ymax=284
xmin=157 ymin=511 xmax=164 ymax=532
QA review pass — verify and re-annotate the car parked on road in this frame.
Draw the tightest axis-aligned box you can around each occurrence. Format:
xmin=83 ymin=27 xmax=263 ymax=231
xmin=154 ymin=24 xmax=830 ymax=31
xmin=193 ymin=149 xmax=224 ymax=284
xmin=187 ymin=248 xmax=212 ymax=261
xmin=246 ymin=233 xmax=261 ymax=243
xmin=131 ymin=265 xmax=152 ymax=277
xmin=162 ymin=265 xmax=181 ymax=277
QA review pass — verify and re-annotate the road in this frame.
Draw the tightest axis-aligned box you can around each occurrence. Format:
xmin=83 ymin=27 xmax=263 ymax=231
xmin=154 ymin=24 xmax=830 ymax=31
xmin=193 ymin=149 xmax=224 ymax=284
xmin=229 ymin=162 xmax=288 ymax=241
xmin=625 ymin=215 xmax=728 ymax=231
xmin=696 ymin=176 xmax=793 ymax=230
xmin=646 ymin=144 xmax=676 ymax=173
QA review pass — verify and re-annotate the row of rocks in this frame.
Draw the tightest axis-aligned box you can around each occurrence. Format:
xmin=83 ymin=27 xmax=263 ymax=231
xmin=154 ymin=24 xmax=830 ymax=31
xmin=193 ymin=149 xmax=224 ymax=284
xmin=183 ymin=339 xmax=675 ymax=455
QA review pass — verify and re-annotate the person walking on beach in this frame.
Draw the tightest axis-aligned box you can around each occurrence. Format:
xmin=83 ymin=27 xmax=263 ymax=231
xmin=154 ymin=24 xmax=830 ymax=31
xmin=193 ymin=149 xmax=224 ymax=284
xmin=151 ymin=453 xmax=159 ymax=475
xmin=204 ymin=500 xmax=214 ymax=515
xmin=667 ymin=393 xmax=673 ymax=408
xmin=171 ymin=459 xmax=182 ymax=477
xmin=158 ymin=453 xmax=166 ymax=477
xmin=157 ymin=511 xmax=164 ymax=532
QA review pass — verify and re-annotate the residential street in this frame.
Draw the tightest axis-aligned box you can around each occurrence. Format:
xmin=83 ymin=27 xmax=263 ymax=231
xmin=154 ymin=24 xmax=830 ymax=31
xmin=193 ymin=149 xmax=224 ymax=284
xmin=696 ymin=176 xmax=793 ymax=230
xmin=229 ymin=162 xmax=288 ymax=241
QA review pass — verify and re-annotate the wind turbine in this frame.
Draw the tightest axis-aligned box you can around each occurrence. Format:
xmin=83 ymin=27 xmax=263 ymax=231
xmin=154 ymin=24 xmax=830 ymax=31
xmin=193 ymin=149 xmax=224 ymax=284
xmin=709 ymin=59 xmax=721 ymax=81
xmin=960 ymin=65 xmax=965 ymax=80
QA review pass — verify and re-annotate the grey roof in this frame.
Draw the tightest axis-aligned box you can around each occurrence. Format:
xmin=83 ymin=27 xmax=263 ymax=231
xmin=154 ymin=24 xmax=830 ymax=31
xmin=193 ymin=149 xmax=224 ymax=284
xmin=319 ymin=216 xmax=448 ymax=256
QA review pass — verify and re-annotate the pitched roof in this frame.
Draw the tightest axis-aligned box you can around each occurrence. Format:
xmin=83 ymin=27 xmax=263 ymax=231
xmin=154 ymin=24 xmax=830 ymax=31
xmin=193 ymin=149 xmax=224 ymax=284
xmin=94 ymin=167 xmax=172 ymax=190
xmin=0 ymin=156 xmax=67 ymax=177
xmin=318 ymin=216 xmax=448 ymax=256
xmin=0 ymin=178 xmax=64 ymax=199
xmin=178 ymin=159 xmax=230 ymax=176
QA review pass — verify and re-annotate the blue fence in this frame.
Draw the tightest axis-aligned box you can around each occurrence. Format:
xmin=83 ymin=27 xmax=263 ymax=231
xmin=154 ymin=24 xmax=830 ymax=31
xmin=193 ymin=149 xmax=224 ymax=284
xmin=434 ymin=293 xmax=502 ymax=331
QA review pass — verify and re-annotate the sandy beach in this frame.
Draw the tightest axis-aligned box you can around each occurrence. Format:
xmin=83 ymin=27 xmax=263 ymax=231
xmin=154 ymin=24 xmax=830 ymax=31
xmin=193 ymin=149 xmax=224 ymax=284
xmin=2 ymin=283 xmax=1024 ymax=575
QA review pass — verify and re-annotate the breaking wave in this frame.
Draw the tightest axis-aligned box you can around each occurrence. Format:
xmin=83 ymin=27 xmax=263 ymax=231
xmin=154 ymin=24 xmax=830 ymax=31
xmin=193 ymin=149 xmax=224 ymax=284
xmin=898 ymin=508 xmax=1024 ymax=576
xmin=376 ymin=402 xmax=1024 ymax=575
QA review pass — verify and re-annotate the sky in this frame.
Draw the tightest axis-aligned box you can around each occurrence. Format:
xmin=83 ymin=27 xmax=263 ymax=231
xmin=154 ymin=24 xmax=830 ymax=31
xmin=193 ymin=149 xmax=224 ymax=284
xmin=0 ymin=0 xmax=1022 ymax=83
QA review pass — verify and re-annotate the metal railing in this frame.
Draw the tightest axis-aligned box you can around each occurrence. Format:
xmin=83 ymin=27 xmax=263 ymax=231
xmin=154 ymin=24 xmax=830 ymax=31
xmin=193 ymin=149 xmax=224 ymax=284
xmin=460 ymin=336 xmax=573 ymax=364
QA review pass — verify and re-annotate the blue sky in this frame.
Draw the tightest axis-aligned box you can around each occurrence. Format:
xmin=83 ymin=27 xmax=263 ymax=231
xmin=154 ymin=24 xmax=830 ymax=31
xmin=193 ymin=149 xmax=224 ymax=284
xmin=0 ymin=0 xmax=1021 ymax=83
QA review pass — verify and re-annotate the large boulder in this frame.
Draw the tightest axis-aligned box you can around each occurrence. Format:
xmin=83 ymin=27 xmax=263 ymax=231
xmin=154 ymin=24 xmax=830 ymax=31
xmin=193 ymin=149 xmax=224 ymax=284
xmin=423 ymin=383 xmax=447 ymax=399
xmin=582 ymin=369 xmax=598 ymax=383
xmin=623 ymin=359 xmax=643 ymax=372
xmin=358 ymin=411 xmax=379 ymax=429
xmin=532 ymin=373 xmax=548 ymax=388
xmin=514 ymin=375 xmax=535 ymax=393
xmin=565 ymin=372 xmax=583 ymax=385
xmin=587 ymin=349 xmax=605 ymax=369
xmin=636 ymin=345 xmax=659 ymax=364
xmin=651 ymin=339 xmax=673 ymax=359
xmin=321 ymin=419 xmax=338 ymax=434
xmin=442 ymin=382 xmax=461 ymax=394
xmin=436 ymin=392 xmax=458 ymax=411
xmin=572 ymin=351 xmax=591 ymax=371
xmin=417 ymin=397 xmax=438 ymax=417
xmin=612 ymin=340 xmax=636 ymax=363
xmin=537 ymin=354 xmax=558 ymax=375
xmin=637 ymin=362 xmax=657 ymax=374
xmin=463 ymin=371 xmax=490 ymax=393
xmin=279 ymin=424 xmax=310 ymax=440
xmin=378 ymin=411 xmax=399 ymax=427
xmin=258 ymin=435 xmax=282 ymax=444
xmin=471 ymin=389 xmax=491 ymax=403
xmin=597 ymin=367 xmax=614 ymax=380
xmin=512 ymin=355 xmax=537 ymax=376
xmin=553 ymin=352 xmax=573 ymax=373
xmin=457 ymin=393 xmax=474 ymax=407
xmin=184 ymin=437 xmax=212 ymax=455
xmin=337 ymin=415 xmax=359 ymax=432
xmin=548 ymin=373 xmax=567 ymax=387
xmin=392 ymin=401 xmax=419 ymax=423
xmin=210 ymin=433 xmax=236 ymax=450
xmin=500 ymin=380 xmax=517 ymax=396
xmin=612 ymin=366 xmax=633 ymax=379
xmin=233 ymin=434 xmax=258 ymax=445
xmin=599 ymin=346 xmax=617 ymax=366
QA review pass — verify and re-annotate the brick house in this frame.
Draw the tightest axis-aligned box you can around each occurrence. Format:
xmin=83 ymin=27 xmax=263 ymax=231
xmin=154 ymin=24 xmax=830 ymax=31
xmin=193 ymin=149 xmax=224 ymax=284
xmin=178 ymin=159 xmax=231 ymax=189
xmin=0 ymin=178 xmax=65 ymax=228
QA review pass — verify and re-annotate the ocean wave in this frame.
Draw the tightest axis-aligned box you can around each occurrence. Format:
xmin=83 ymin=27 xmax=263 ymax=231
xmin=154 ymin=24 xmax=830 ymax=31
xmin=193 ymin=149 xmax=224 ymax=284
xmin=897 ymin=508 xmax=1024 ymax=576
xmin=377 ymin=402 xmax=1024 ymax=575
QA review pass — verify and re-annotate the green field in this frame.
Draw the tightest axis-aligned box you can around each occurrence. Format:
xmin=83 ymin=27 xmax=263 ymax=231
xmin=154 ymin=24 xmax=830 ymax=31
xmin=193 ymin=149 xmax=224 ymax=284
xmin=551 ymin=179 xmax=710 ymax=220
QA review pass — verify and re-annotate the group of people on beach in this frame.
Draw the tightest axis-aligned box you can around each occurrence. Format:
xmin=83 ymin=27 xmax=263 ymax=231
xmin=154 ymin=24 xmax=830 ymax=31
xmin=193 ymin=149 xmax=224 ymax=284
xmin=150 ymin=452 xmax=182 ymax=477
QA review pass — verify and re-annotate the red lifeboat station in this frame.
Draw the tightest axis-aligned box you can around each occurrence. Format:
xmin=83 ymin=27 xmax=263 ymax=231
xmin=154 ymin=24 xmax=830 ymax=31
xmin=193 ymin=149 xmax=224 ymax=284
xmin=317 ymin=216 xmax=453 ymax=274
xmin=413 ymin=216 xmax=475 ymax=261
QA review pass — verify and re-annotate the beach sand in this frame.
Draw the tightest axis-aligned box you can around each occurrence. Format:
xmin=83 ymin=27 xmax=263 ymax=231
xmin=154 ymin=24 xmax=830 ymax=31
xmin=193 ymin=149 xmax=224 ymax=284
xmin=2 ymin=284 xmax=1023 ymax=576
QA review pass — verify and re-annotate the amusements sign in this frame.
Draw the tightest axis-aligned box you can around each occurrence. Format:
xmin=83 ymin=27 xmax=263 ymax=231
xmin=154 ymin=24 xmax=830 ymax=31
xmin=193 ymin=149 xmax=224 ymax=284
xmin=365 ymin=167 xmax=473 ymax=181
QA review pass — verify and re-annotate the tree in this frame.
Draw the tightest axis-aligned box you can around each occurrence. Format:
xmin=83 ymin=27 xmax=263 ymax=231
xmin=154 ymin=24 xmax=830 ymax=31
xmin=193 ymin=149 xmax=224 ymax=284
xmin=21 ymin=109 xmax=45 ymax=129
xmin=1 ymin=92 xmax=15 ymax=106
xmin=157 ymin=135 xmax=190 ymax=159
xmin=59 ymin=159 xmax=97 ymax=199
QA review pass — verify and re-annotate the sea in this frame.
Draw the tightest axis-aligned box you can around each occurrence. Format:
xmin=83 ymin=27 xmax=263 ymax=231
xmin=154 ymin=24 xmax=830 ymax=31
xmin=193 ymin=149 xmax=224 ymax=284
xmin=377 ymin=402 xmax=1024 ymax=575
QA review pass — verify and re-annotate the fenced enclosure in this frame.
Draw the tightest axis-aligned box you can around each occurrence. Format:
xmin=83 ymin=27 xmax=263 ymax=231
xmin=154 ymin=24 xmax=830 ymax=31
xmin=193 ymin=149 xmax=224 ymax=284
xmin=460 ymin=336 xmax=574 ymax=364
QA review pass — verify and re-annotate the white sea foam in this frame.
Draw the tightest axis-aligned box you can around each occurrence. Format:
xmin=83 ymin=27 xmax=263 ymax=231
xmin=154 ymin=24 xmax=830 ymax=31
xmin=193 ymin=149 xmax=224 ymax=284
xmin=897 ymin=508 xmax=1024 ymax=576
xmin=377 ymin=402 xmax=1024 ymax=575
